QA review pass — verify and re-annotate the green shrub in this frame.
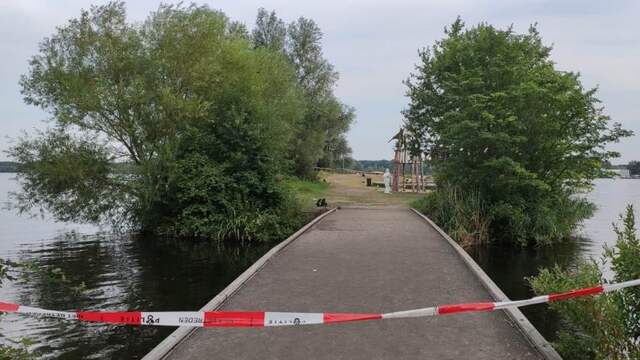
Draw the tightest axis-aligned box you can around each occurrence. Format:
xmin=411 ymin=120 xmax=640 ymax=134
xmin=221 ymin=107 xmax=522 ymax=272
xmin=404 ymin=19 xmax=631 ymax=246
xmin=158 ymin=148 xmax=305 ymax=244
xmin=529 ymin=205 xmax=640 ymax=359
xmin=0 ymin=342 xmax=35 ymax=360
xmin=489 ymin=192 xmax=595 ymax=246
xmin=412 ymin=185 xmax=490 ymax=247
xmin=283 ymin=177 xmax=330 ymax=209
xmin=414 ymin=185 xmax=594 ymax=247
xmin=0 ymin=261 xmax=36 ymax=360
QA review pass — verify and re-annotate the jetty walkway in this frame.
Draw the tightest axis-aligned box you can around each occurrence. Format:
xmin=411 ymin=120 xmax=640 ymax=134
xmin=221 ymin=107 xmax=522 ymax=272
xmin=149 ymin=207 xmax=555 ymax=359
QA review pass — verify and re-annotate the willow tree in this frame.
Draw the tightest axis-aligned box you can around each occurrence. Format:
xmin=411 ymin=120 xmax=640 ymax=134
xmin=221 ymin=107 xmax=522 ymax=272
xmin=405 ymin=19 xmax=631 ymax=245
xmin=252 ymin=10 xmax=355 ymax=177
xmin=11 ymin=2 xmax=306 ymax=242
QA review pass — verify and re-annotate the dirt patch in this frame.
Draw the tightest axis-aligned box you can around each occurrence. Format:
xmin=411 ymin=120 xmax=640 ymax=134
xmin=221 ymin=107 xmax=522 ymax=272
xmin=319 ymin=172 xmax=424 ymax=208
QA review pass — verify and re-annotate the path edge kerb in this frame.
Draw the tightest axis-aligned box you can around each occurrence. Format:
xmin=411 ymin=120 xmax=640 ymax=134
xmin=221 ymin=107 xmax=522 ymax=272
xmin=410 ymin=208 xmax=562 ymax=360
xmin=143 ymin=208 xmax=337 ymax=360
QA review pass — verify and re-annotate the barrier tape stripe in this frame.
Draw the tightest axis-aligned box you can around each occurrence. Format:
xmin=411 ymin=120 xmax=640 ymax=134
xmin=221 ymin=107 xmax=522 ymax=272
xmin=1 ymin=279 xmax=639 ymax=327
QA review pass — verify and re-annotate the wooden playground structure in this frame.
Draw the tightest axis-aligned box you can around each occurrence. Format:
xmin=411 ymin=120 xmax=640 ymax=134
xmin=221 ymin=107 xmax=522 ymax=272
xmin=389 ymin=128 xmax=427 ymax=193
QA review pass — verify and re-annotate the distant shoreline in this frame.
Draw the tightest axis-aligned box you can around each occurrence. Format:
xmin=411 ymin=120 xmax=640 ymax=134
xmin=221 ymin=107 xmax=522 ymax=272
xmin=0 ymin=162 xmax=18 ymax=173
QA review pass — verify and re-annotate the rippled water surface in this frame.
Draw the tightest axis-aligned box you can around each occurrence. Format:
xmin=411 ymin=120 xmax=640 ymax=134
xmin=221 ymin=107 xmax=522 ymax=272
xmin=2 ymin=174 xmax=639 ymax=356
xmin=469 ymin=178 xmax=640 ymax=340
xmin=0 ymin=173 xmax=270 ymax=358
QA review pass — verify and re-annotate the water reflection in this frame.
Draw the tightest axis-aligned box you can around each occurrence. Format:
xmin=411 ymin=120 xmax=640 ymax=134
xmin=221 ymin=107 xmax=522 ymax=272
xmin=467 ymin=178 xmax=640 ymax=341
xmin=468 ymin=238 xmax=589 ymax=339
xmin=0 ymin=231 xmax=269 ymax=359
xmin=2 ymin=175 xmax=638 ymax=356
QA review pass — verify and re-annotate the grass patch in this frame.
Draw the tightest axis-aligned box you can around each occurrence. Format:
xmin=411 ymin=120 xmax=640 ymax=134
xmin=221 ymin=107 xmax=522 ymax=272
xmin=283 ymin=177 xmax=330 ymax=210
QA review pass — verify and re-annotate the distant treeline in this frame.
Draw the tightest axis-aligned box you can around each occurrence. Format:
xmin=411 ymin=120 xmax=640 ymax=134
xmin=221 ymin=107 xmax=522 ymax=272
xmin=350 ymin=159 xmax=638 ymax=175
xmin=347 ymin=160 xmax=432 ymax=175
xmin=352 ymin=160 xmax=393 ymax=172
xmin=0 ymin=162 xmax=18 ymax=173
xmin=604 ymin=160 xmax=640 ymax=175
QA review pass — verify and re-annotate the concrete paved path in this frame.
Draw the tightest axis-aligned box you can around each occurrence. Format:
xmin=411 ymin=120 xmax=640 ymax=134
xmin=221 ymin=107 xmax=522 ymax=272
xmin=166 ymin=208 xmax=543 ymax=359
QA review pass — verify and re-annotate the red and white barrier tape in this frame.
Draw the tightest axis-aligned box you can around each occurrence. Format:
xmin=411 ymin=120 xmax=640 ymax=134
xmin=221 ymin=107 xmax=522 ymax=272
xmin=1 ymin=279 xmax=639 ymax=328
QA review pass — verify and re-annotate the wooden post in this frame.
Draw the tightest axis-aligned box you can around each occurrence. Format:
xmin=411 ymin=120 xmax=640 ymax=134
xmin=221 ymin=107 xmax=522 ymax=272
xmin=392 ymin=147 xmax=400 ymax=192
xmin=417 ymin=160 xmax=420 ymax=192
xmin=401 ymin=152 xmax=406 ymax=192
xmin=412 ymin=159 xmax=417 ymax=192
xmin=421 ymin=159 xmax=425 ymax=192
xmin=417 ymin=159 xmax=421 ymax=192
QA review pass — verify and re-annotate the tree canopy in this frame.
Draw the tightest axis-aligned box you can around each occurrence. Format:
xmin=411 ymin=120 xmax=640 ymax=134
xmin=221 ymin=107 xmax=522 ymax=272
xmin=252 ymin=9 xmax=355 ymax=177
xmin=405 ymin=19 xmax=632 ymax=245
xmin=10 ymin=2 xmax=350 ymax=242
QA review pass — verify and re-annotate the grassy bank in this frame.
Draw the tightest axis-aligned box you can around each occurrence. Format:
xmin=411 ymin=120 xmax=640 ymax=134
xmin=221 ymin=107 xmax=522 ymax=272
xmin=284 ymin=177 xmax=330 ymax=210
xmin=318 ymin=172 xmax=421 ymax=207
xmin=286 ymin=172 xmax=422 ymax=210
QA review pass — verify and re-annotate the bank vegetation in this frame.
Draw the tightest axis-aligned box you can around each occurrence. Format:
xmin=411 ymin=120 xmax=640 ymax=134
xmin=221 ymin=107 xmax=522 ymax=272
xmin=9 ymin=2 xmax=353 ymax=244
xmin=408 ymin=19 xmax=631 ymax=247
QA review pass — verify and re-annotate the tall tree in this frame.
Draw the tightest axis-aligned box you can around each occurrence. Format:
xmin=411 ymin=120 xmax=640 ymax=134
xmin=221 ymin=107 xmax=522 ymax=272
xmin=405 ymin=19 xmax=631 ymax=245
xmin=252 ymin=8 xmax=286 ymax=52
xmin=252 ymin=11 xmax=355 ymax=177
xmin=286 ymin=18 xmax=338 ymax=98
xmin=11 ymin=2 xmax=306 ymax=242
xmin=318 ymin=134 xmax=352 ymax=168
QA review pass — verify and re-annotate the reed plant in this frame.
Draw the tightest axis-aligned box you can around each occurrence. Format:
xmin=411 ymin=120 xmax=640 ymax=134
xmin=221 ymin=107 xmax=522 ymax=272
xmin=412 ymin=185 xmax=490 ymax=247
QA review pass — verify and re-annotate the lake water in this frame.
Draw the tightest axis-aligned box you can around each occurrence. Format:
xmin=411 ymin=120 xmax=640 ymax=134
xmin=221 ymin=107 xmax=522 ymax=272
xmin=469 ymin=178 xmax=640 ymax=340
xmin=0 ymin=173 xmax=270 ymax=359
xmin=1 ymin=174 xmax=639 ymax=357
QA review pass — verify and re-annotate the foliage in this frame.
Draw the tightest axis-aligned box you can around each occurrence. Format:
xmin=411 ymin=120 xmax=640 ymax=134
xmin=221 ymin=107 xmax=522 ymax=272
xmin=353 ymin=160 xmax=393 ymax=172
xmin=252 ymin=9 xmax=355 ymax=178
xmin=0 ymin=259 xmax=18 ymax=286
xmin=351 ymin=159 xmax=433 ymax=174
xmin=283 ymin=177 xmax=330 ymax=210
xmin=530 ymin=205 xmax=640 ymax=359
xmin=412 ymin=186 xmax=490 ymax=247
xmin=404 ymin=18 xmax=631 ymax=246
xmin=10 ymin=130 xmax=127 ymax=224
xmin=341 ymin=157 xmax=359 ymax=170
xmin=318 ymin=135 xmax=353 ymax=169
xmin=252 ymin=9 xmax=286 ymax=52
xmin=0 ymin=340 xmax=35 ymax=360
xmin=0 ymin=260 xmax=36 ymax=360
xmin=628 ymin=161 xmax=640 ymax=176
xmin=10 ymin=2 xmax=312 ymax=242
xmin=165 ymin=151 xmax=305 ymax=244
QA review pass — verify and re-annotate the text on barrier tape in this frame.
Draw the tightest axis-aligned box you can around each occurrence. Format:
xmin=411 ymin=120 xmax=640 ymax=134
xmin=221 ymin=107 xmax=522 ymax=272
xmin=1 ymin=279 xmax=639 ymax=327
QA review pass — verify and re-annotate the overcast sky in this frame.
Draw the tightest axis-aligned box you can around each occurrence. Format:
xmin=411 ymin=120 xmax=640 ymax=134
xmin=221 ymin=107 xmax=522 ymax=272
xmin=1 ymin=0 xmax=638 ymax=162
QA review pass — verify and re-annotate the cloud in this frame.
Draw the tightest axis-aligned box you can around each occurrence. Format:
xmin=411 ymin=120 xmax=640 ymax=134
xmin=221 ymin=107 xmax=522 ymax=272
xmin=0 ymin=0 xmax=637 ymax=162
